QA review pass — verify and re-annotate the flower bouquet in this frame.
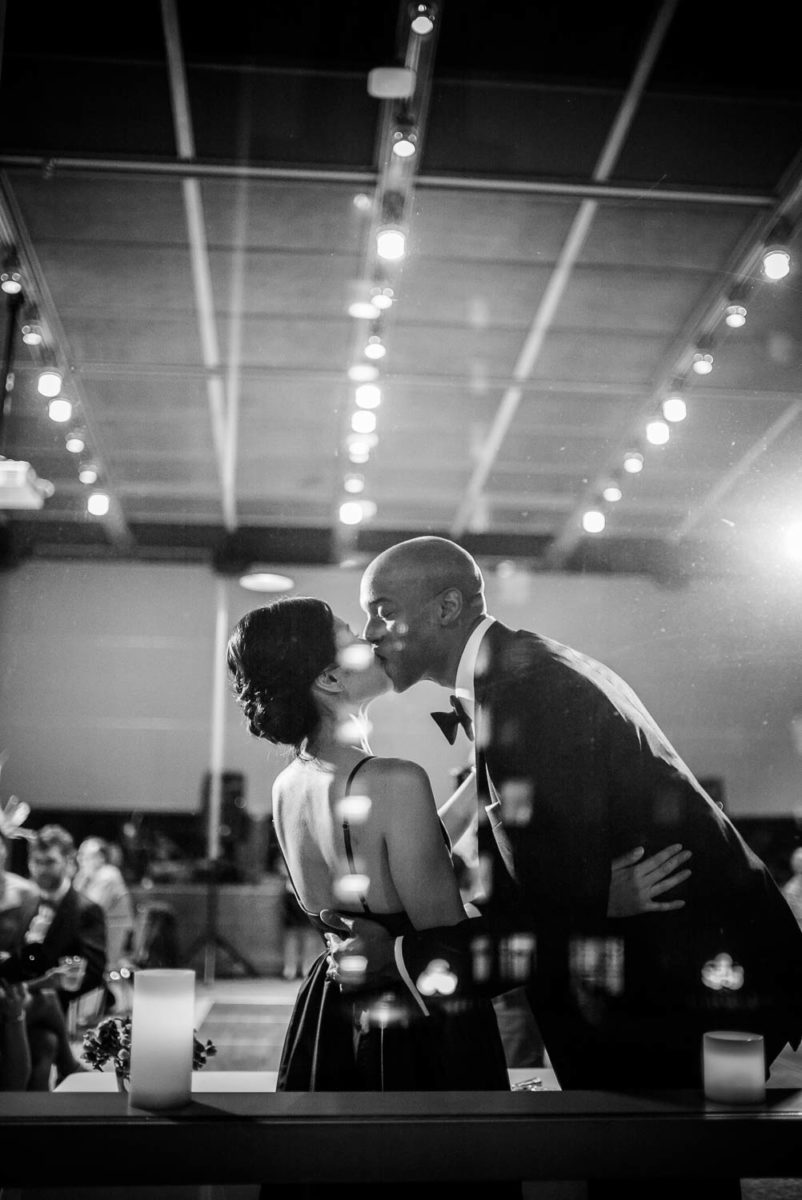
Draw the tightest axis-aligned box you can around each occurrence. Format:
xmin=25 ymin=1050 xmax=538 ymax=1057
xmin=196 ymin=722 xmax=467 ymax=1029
xmin=82 ymin=1014 xmax=217 ymax=1093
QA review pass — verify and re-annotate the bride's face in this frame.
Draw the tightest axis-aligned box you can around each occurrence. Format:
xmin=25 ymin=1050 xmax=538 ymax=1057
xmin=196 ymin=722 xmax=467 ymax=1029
xmin=332 ymin=617 xmax=391 ymax=705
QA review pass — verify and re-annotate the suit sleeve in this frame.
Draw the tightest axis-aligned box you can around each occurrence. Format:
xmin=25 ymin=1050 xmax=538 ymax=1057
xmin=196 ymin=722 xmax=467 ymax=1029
xmin=76 ymin=898 xmax=108 ymax=995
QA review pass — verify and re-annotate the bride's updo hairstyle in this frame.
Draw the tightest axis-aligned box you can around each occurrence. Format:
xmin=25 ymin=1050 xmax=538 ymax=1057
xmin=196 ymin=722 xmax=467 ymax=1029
xmin=226 ymin=597 xmax=337 ymax=756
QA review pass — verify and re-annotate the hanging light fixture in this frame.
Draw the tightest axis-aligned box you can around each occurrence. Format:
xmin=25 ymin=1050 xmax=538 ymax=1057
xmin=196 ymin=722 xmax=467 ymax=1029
xmin=724 ymin=303 xmax=747 ymax=328
xmin=48 ymin=397 xmax=72 ymax=423
xmin=0 ymin=252 xmax=22 ymax=295
xmin=762 ymin=225 xmax=792 ymax=281
xmin=87 ymin=491 xmax=110 ymax=517
xmin=376 ymin=191 xmax=407 ymax=262
xmin=691 ymin=351 xmax=714 ymax=375
xmin=582 ymin=509 xmax=605 ymax=534
xmin=646 ymin=418 xmax=670 ymax=446
xmin=355 ymin=383 xmax=381 ymax=409
xmin=409 ymin=2 xmax=436 ymax=34
xmin=623 ymin=450 xmax=644 ymax=474
xmin=661 ymin=393 xmax=687 ymax=423
xmin=238 ymin=566 xmax=295 ymax=593
xmin=37 ymin=366 xmax=63 ymax=397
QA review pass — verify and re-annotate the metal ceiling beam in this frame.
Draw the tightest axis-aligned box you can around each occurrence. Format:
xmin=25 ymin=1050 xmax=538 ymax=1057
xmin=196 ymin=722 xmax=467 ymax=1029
xmin=160 ymin=0 xmax=237 ymax=533
xmin=450 ymin=0 xmax=681 ymax=539
xmin=0 ymin=153 xmax=776 ymax=209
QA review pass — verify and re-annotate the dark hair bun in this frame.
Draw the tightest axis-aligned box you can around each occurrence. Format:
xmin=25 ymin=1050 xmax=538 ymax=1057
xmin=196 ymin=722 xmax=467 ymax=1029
xmin=226 ymin=597 xmax=336 ymax=755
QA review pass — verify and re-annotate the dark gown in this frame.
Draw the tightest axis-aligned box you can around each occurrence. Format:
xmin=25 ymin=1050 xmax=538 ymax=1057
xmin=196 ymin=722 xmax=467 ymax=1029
xmin=276 ymin=756 xmax=512 ymax=1094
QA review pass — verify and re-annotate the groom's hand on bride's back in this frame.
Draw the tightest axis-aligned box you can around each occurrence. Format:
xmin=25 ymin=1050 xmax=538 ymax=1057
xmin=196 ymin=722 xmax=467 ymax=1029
xmin=319 ymin=911 xmax=399 ymax=992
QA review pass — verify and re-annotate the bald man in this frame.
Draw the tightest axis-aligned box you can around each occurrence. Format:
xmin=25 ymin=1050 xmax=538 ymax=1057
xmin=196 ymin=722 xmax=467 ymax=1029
xmin=328 ymin=535 xmax=802 ymax=1096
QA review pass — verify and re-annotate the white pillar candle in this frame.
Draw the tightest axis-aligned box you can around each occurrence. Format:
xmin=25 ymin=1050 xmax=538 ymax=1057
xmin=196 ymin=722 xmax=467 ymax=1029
xmin=129 ymin=969 xmax=195 ymax=1110
xmin=703 ymin=1030 xmax=766 ymax=1104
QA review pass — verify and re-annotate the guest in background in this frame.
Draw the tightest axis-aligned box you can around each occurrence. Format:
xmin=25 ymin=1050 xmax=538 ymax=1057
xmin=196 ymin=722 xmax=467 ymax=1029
xmin=22 ymin=825 xmax=107 ymax=1089
xmin=0 ymin=776 xmax=39 ymax=956
xmin=74 ymin=837 xmax=135 ymax=970
xmin=0 ymin=978 xmax=31 ymax=1090
xmin=782 ymin=847 xmax=802 ymax=928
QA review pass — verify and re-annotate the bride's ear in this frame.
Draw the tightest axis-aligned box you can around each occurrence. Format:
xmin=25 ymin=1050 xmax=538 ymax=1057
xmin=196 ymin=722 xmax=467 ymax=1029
xmin=313 ymin=666 xmax=343 ymax=695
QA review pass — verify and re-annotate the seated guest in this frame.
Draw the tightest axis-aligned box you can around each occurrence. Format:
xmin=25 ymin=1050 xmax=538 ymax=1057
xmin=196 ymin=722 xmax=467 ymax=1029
xmin=74 ymin=837 xmax=135 ymax=970
xmin=22 ymin=825 xmax=107 ymax=1089
xmin=0 ymin=792 xmax=39 ymax=956
xmin=0 ymin=978 xmax=31 ymax=1090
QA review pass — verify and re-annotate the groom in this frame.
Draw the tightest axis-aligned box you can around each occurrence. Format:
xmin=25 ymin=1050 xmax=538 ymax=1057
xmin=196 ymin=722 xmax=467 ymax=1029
xmin=328 ymin=535 xmax=802 ymax=1091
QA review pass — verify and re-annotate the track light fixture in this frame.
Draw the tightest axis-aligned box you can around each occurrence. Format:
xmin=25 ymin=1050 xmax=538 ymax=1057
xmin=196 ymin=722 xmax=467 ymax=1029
xmin=662 ymin=393 xmax=687 ymax=423
xmin=78 ymin=463 xmax=99 ymax=485
xmin=623 ymin=451 xmax=644 ymax=474
xmin=602 ymin=483 xmax=622 ymax=503
xmin=391 ymin=114 xmax=418 ymax=159
xmin=0 ymin=251 xmax=22 ymax=296
xmin=724 ymin=303 xmax=747 ymax=328
xmin=48 ymin=397 xmax=72 ymax=423
xmin=377 ymin=190 xmax=407 ymax=261
xmin=65 ymin=430 xmax=86 ymax=454
xmin=37 ymin=366 xmax=63 ymax=398
xmin=21 ymin=321 xmax=43 ymax=346
xmin=691 ymin=350 xmax=714 ymax=375
xmin=761 ymin=221 xmax=792 ymax=280
xmin=409 ymin=2 xmax=436 ymax=35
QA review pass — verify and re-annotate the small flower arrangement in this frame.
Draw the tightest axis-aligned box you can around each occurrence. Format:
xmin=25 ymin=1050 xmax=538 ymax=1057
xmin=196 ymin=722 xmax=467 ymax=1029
xmin=82 ymin=1015 xmax=216 ymax=1089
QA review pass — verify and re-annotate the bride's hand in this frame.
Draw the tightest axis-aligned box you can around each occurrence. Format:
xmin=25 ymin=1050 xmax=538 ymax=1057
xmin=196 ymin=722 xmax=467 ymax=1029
xmin=607 ymin=844 xmax=692 ymax=918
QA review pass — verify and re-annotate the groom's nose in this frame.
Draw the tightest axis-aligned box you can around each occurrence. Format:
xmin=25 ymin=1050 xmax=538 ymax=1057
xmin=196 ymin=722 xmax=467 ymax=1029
xmin=362 ymin=614 xmax=381 ymax=642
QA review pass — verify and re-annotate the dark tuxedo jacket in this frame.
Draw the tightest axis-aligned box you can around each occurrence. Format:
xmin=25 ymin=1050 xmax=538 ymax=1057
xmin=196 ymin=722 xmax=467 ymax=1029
xmin=401 ymin=621 xmax=802 ymax=1088
xmin=22 ymin=885 xmax=107 ymax=1010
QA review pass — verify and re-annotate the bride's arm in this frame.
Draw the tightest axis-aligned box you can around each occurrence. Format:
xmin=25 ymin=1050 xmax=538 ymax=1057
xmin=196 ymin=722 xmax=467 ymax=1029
xmin=381 ymin=759 xmax=466 ymax=931
xmin=436 ymin=767 xmax=477 ymax=849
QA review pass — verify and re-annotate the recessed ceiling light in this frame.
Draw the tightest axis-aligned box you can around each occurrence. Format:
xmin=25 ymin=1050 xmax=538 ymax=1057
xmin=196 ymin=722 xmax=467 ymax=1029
xmin=238 ymin=567 xmax=295 ymax=593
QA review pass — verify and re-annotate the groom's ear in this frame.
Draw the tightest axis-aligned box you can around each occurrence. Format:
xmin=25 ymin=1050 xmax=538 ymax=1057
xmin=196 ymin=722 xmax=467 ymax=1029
xmin=437 ymin=587 xmax=464 ymax=626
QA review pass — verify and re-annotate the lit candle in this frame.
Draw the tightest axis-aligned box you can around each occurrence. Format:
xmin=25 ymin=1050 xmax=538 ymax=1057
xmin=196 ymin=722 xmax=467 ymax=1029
xmin=703 ymin=1030 xmax=766 ymax=1104
xmin=129 ymin=969 xmax=195 ymax=1110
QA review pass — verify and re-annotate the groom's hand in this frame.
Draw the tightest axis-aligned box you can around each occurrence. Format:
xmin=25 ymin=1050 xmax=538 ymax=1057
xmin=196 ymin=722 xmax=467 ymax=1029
xmin=319 ymin=910 xmax=399 ymax=993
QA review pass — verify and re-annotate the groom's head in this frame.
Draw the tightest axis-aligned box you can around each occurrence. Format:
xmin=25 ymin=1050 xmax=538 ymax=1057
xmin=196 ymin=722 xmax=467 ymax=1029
xmin=359 ymin=537 xmax=486 ymax=691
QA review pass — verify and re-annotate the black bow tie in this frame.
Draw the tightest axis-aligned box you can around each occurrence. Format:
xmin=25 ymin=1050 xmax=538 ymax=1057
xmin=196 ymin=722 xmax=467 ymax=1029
xmin=431 ymin=695 xmax=474 ymax=744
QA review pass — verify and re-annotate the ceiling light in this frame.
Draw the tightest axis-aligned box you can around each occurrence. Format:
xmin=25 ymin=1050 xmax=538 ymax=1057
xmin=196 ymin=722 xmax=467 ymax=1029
xmin=691 ymin=352 xmax=714 ymax=375
xmin=352 ymin=193 xmax=373 ymax=212
xmin=65 ymin=432 xmax=86 ymax=454
xmin=376 ymin=226 xmax=406 ymax=261
xmin=646 ymin=418 xmax=670 ymax=446
xmin=48 ymin=397 xmax=72 ymax=423
xmin=37 ymin=367 xmax=63 ymax=397
xmin=349 ymin=298 xmax=380 ymax=320
xmin=367 ymin=67 xmax=416 ymax=100
xmin=21 ymin=322 xmax=43 ymax=346
xmin=662 ymin=394 xmax=687 ymax=423
xmin=344 ymin=473 xmax=365 ymax=494
xmin=623 ymin=451 xmax=644 ymax=474
xmin=87 ymin=491 xmax=110 ymax=517
xmin=724 ymin=303 xmax=747 ymax=328
xmin=762 ymin=237 xmax=791 ymax=281
xmin=364 ymin=335 xmax=386 ymax=360
xmin=339 ymin=500 xmax=366 ymax=526
xmin=392 ymin=128 xmax=418 ymax=158
xmin=355 ymin=383 xmax=381 ymax=409
xmin=351 ymin=409 xmax=377 ymax=434
xmin=238 ymin=567 xmax=295 ymax=593
xmin=371 ymin=287 xmax=394 ymax=311
xmin=347 ymin=433 xmax=378 ymax=464
xmin=0 ymin=253 xmax=22 ymax=295
xmin=582 ymin=509 xmax=605 ymax=534
xmin=602 ymin=483 xmax=622 ymax=502
xmin=410 ymin=3 xmax=435 ymax=34
xmin=78 ymin=464 xmax=99 ymax=484
xmin=348 ymin=363 xmax=379 ymax=383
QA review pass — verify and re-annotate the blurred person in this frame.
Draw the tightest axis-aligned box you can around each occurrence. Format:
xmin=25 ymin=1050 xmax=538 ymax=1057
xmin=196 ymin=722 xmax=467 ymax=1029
xmin=0 ymin=774 xmax=39 ymax=956
xmin=0 ymin=978 xmax=31 ymax=1090
xmin=22 ymin=825 xmax=108 ymax=1089
xmin=74 ymin=837 xmax=135 ymax=970
xmin=782 ymin=846 xmax=802 ymax=927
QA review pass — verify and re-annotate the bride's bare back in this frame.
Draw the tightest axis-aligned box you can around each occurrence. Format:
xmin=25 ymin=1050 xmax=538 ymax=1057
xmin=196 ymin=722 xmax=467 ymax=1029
xmin=273 ymin=751 xmax=466 ymax=931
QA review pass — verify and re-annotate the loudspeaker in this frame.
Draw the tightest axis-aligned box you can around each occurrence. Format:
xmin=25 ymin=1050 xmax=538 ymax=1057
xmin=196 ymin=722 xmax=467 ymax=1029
xmin=200 ymin=771 xmax=249 ymax=847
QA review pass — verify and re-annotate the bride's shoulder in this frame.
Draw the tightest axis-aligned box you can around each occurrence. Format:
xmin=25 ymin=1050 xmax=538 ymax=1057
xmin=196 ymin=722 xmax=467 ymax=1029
xmin=362 ymin=756 xmax=432 ymax=795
